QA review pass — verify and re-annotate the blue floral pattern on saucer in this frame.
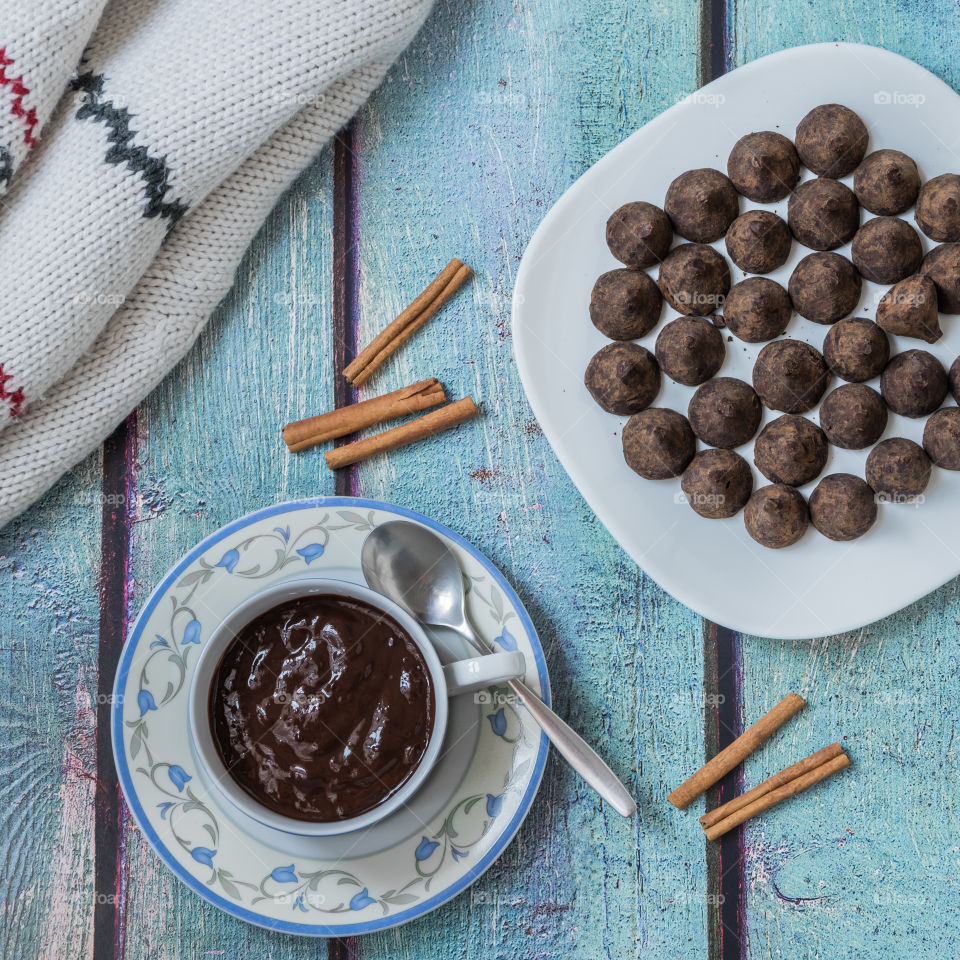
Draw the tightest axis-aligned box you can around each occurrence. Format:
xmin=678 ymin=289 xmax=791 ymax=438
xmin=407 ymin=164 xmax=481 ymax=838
xmin=112 ymin=498 xmax=550 ymax=936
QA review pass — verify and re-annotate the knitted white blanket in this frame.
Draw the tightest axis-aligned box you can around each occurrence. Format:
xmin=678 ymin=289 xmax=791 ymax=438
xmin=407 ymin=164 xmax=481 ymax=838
xmin=0 ymin=0 xmax=433 ymax=528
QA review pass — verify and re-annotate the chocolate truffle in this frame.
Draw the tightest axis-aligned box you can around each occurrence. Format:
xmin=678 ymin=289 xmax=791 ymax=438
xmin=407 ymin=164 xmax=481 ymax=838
xmin=809 ymin=473 xmax=878 ymax=541
xmin=951 ymin=356 xmax=960 ymax=403
xmin=818 ymin=384 xmax=888 ymax=449
xmin=876 ymin=275 xmax=942 ymax=344
xmin=753 ymin=339 xmax=830 ymax=413
xmin=687 ymin=377 xmax=762 ymax=448
xmin=920 ymin=243 xmax=960 ymax=313
xmin=657 ymin=243 xmax=731 ymax=316
xmin=589 ymin=269 xmax=663 ymax=341
xmin=726 ymin=131 xmax=801 ymax=203
xmin=794 ymin=104 xmax=869 ymax=178
xmin=853 ymin=150 xmax=921 ymax=216
xmin=916 ymin=173 xmax=960 ymax=242
xmin=724 ymin=210 xmax=792 ymax=274
xmin=744 ymin=484 xmax=809 ymax=549
xmin=655 ymin=316 xmax=725 ymax=386
xmin=787 ymin=178 xmax=859 ymax=251
xmin=866 ymin=437 xmax=931 ymax=501
xmin=680 ymin=449 xmax=753 ymax=519
xmin=622 ymin=408 xmax=696 ymax=480
xmin=851 ymin=217 xmax=923 ymax=284
xmin=822 ymin=317 xmax=890 ymax=382
xmin=606 ymin=201 xmax=673 ymax=268
xmin=788 ymin=252 xmax=862 ymax=324
xmin=664 ymin=169 xmax=740 ymax=243
xmin=754 ymin=415 xmax=828 ymax=486
xmin=723 ymin=277 xmax=792 ymax=343
xmin=584 ymin=342 xmax=661 ymax=415
xmin=880 ymin=349 xmax=948 ymax=418
xmin=923 ymin=407 xmax=960 ymax=469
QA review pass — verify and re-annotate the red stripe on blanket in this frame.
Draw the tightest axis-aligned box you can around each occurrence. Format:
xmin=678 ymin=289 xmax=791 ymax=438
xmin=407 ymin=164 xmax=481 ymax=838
xmin=0 ymin=48 xmax=37 ymax=147
xmin=0 ymin=363 xmax=25 ymax=417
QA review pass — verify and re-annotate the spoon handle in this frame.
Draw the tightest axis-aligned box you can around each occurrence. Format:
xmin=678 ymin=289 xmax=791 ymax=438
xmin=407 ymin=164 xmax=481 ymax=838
xmin=506 ymin=678 xmax=637 ymax=817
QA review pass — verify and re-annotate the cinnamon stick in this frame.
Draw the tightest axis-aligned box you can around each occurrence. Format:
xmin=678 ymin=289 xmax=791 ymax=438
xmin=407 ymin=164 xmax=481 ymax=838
xmin=344 ymin=259 xmax=472 ymax=386
xmin=350 ymin=263 xmax=472 ymax=388
xmin=699 ymin=743 xmax=844 ymax=829
xmin=667 ymin=693 xmax=807 ymax=810
xmin=324 ymin=396 xmax=479 ymax=469
xmin=282 ymin=379 xmax=446 ymax=453
xmin=703 ymin=750 xmax=850 ymax=841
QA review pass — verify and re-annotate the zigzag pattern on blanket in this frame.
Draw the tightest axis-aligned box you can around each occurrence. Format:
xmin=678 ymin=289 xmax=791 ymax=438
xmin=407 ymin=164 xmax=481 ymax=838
xmin=0 ymin=48 xmax=37 ymax=147
xmin=0 ymin=362 xmax=24 ymax=417
xmin=71 ymin=71 xmax=190 ymax=230
xmin=0 ymin=1 xmax=111 ymax=198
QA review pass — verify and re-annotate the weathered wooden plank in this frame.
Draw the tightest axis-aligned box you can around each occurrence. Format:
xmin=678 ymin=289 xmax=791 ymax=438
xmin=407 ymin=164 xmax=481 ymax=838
xmin=731 ymin=0 xmax=960 ymax=92
xmin=348 ymin=1 xmax=707 ymax=957
xmin=736 ymin=584 xmax=960 ymax=957
xmin=729 ymin=5 xmax=960 ymax=957
xmin=116 ymin=157 xmax=343 ymax=958
xmin=0 ymin=453 xmax=102 ymax=959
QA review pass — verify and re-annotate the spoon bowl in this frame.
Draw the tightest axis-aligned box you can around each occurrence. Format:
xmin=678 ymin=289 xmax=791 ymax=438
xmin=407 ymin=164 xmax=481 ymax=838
xmin=361 ymin=521 xmax=469 ymax=632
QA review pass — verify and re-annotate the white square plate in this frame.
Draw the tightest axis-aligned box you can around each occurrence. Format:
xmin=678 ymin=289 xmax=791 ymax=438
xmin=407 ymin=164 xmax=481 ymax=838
xmin=513 ymin=43 xmax=960 ymax=639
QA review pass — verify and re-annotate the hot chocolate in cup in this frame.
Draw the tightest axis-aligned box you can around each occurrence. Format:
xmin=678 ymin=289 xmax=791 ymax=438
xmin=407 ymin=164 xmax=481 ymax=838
xmin=188 ymin=578 xmax=526 ymax=837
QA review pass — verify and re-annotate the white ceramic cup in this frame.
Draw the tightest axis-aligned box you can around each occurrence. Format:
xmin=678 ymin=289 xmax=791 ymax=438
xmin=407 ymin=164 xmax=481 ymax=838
xmin=188 ymin=577 xmax=526 ymax=837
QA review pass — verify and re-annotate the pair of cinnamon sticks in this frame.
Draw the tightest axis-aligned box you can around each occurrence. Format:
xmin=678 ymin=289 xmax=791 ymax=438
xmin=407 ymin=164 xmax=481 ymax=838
xmin=668 ymin=693 xmax=850 ymax=840
xmin=342 ymin=259 xmax=472 ymax=388
xmin=282 ymin=260 xmax=476 ymax=469
xmin=284 ymin=380 xmax=477 ymax=470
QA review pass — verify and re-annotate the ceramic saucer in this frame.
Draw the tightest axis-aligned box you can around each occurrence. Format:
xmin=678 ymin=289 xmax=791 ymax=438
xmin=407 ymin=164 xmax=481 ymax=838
xmin=112 ymin=497 xmax=550 ymax=936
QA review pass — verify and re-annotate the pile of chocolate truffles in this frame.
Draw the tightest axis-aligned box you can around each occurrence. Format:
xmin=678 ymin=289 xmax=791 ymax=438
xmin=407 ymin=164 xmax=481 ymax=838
xmin=586 ymin=102 xmax=960 ymax=549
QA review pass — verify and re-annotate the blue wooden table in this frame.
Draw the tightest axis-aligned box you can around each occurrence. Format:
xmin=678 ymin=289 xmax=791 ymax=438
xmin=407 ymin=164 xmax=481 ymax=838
xmin=3 ymin=2 xmax=960 ymax=958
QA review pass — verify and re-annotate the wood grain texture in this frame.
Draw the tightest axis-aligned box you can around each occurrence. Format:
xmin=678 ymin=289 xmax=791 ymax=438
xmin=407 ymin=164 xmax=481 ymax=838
xmin=0 ymin=454 xmax=102 ymax=959
xmin=348 ymin=1 xmax=704 ymax=954
xmin=728 ymin=9 xmax=960 ymax=960
xmin=4 ymin=1 xmax=960 ymax=958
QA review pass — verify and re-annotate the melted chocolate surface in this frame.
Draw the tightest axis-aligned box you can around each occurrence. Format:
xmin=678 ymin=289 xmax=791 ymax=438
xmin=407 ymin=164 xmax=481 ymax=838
xmin=210 ymin=594 xmax=435 ymax=822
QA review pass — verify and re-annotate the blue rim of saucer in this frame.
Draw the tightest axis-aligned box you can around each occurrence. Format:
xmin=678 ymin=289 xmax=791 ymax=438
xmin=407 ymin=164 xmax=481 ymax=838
xmin=111 ymin=497 xmax=551 ymax=936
